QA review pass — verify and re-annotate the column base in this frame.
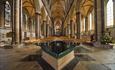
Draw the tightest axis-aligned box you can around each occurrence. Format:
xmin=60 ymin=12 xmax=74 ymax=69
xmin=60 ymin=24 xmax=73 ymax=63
xmin=14 ymin=43 xmax=24 ymax=48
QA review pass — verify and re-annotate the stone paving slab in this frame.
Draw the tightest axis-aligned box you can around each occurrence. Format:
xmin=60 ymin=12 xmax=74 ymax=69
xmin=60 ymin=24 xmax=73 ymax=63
xmin=105 ymin=63 xmax=115 ymax=70
xmin=87 ymin=64 xmax=110 ymax=70
xmin=74 ymin=61 xmax=111 ymax=70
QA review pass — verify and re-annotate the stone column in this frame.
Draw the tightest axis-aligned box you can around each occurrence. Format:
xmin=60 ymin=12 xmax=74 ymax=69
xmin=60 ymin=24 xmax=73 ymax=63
xmin=113 ymin=0 xmax=115 ymax=26
xmin=43 ymin=20 xmax=46 ymax=38
xmin=19 ymin=0 xmax=22 ymax=43
xmin=94 ymin=0 xmax=105 ymax=41
xmin=113 ymin=0 xmax=115 ymax=39
xmin=70 ymin=20 xmax=73 ymax=38
xmin=85 ymin=16 xmax=88 ymax=34
xmin=12 ymin=0 xmax=22 ymax=44
xmin=45 ymin=23 xmax=48 ymax=37
xmin=43 ymin=21 xmax=45 ymax=38
xmin=66 ymin=24 xmax=69 ymax=37
xmin=74 ymin=21 xmax=77 ymax=39
xmin=51 ymin=20 xmax=55 ymax=36
xmin=61 ymin=22 xmax=64 ymax=36
xmin=64 ymin=28 xmax=66 ymax=36
xmin=15 ymin=0 xmax=21 ymax=44
xmin=68 ymin=23 xmax=71 ymax=38
xmin=104 ymin=1 xmax=107 ymax=27
xmin=0 ymin=3 xmax=5 ymax=28
xmin=48 ymin=24 xmax=50 ymax=37
xmin=24 ymin=15 xmax=28 ymax=39
xmin=76 ymin=12 xmax=81 ymax=39
xmin=74 ymin=23 xmax=76 ymax=38
xmin=35 ymin=12 xmax=40 ymax=39
xmin=47 ymin=19 xmax=49 ymax=37
xmin=11 ymin=0 xmax=15 ymax=44
xmin=31 ymin=19 xmax=34 ymax=38
xmin=47 ymin=24 xmax=49 ymax=37
xmin=29 ymin=18 xmax=33 ymax=38
xmin=49 ymin=27 xmax=52 ymax=36
xmin=28 ymin=18 xmax=30 ymax=37
xmin=94 ymin=0 xmax=98 ymax=41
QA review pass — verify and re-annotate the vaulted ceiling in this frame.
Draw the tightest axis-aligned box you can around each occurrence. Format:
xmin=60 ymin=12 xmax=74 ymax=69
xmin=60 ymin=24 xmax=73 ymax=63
xmin=42 ymin=0 xmax=75 ymax=22
xmin=51 ymin=0 xmax=65 ymax=20
xmin=22 ymin=0 xmax=35 ymax=17
xmin=80 ymin=0 xmax=93 ymax=16
xmin=22 ymin=0 xmax=94 ymax=21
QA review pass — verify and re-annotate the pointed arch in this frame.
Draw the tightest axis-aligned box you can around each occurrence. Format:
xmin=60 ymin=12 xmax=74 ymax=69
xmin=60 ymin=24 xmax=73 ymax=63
xmin=107 ymin=0 xmax=113 ymax=27
xmin=5 ymin=1 xmax=11 ymax=27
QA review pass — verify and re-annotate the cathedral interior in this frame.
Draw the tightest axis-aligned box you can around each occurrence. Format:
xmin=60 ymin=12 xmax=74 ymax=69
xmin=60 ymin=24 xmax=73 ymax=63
xmin=0 ymin=0 xmax=115 ymax=70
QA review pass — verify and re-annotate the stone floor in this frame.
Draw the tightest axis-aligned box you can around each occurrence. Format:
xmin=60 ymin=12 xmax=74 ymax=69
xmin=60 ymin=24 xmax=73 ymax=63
xmin=0 ymin=44 xmax=115 ymax=70
xmin=74 ymin=45 xmax=115 ymax=70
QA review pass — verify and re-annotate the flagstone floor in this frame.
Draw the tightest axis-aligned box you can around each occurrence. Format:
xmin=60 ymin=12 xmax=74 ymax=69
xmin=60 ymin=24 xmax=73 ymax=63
xmin=0 ymin=44 xmax=115 ymax=70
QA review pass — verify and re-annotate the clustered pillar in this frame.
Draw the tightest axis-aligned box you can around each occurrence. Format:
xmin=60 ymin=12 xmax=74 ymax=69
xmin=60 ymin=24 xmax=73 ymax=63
xmin=11 ymin=0 xmax=15 ymax=44
xmin=14 ymin=0 xmax=22 ymax=44
xmin=0 ymin=4 xmax=5 ymax=28
xmin=85 ymin=16 xmax=88 ymax=34
xmin=35 ymin=12 xmax=41 ymax=39
xmin=28 ymin=18 xmax=33 ymax=38
xmin=44 ymin=20 xmax=47 ymax=38
xmin=76 ymin=12 xmax=81 ymax=39
xmin=66 ymin=23 xmax=69 ymax=37
xmin=113 ymin=0 xmax=115 ymax=39
xmin=94 ymin=0 xmax=105 ymax=41
xmin=70 ymin=20 xmax=73 ymax=38
xmin=113 ymin=0 xmax=115 ymax=26
xmin=11 ymin=0 xmax=23 ymax=46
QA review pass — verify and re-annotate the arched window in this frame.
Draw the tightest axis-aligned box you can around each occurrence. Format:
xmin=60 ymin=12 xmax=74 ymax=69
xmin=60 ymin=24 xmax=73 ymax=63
xmin=81 ymin=18 xmax=85 ymax=32
xmin=107 ymin=0 xmax=113 ymax=27
xmin=83 ymin=18 xmax=85 ymax=31
xmin=89 ymin=13 xmax=92 ymax=30
xmin=5 ymin=1 xmax=11 ymax=27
